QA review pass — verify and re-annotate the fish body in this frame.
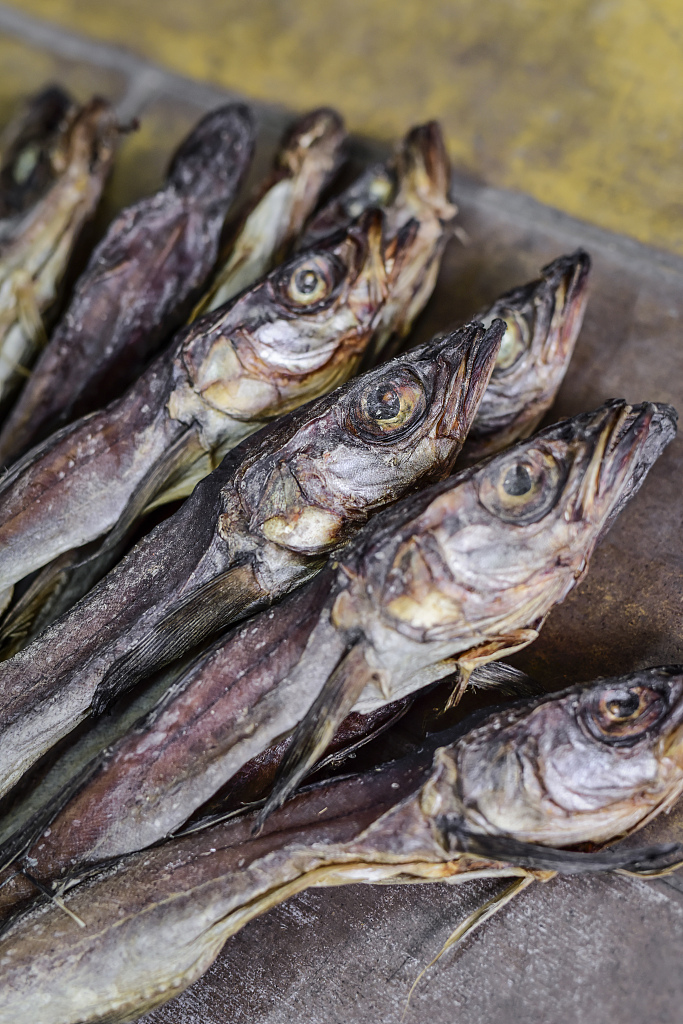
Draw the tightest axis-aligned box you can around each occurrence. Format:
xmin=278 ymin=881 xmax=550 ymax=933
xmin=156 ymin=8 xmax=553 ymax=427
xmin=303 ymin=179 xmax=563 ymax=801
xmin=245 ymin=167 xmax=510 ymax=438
xmin=0 ymin=208 xmax=394 ymax=604
xmin=2 ymin=669 xmax=682 ymax=1024
xmin=465 ymin=250 xmax=591 ymax=460
xmin=0 ymin=397 xmax=672 ymax=881
xmin=0 ymin=93 xmax=117 ymax=421
xmin=0 ymin=320 xmax=502 ymax=800
xmin=0 ymin=103 xmax=256 ymax=463
xmin=194 ymin=107 xmax=345 ymax=315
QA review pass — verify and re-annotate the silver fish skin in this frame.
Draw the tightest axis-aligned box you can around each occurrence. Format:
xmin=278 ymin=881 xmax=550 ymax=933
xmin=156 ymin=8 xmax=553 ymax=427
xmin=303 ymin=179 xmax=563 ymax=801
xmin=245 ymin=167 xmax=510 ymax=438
xmin=0 ymin=320 xmax=502 ymax=800
xmin=194 ymin=107 xmax=345 ymax=315
xmin=0 ymin=95 xmax=117 ymax=422
xmin=463 ymin=250 xmax=591 ymax=462
xmin=2 ymin=669 xmax=683 ymax=1024
xmin=0 ymin=103 xmax=256 ymax=464
xmin=0 ymin=208 xmax=393 ymax=602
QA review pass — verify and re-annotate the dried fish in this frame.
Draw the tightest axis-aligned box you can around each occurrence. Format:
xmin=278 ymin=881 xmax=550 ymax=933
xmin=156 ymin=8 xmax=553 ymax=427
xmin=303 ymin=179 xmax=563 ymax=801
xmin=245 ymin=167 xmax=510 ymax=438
xmin=0 ymin=91 xmax=117 ymax=423
xmin=300 ymin=121 xmax=457 ymax=358
xmin=0 ymin=87 xmax=73 ymax=227
xmin=193 ymin=107 xmax=345 ymax=316
xmin=0 ymin=206 xmax=397 ymax=610
xmin=0 ymin=399 xmax=672 ymax=884
xmin=0 ymin=103 xmax=256 ymax=464
xmin=464 ymin=250 xmax=591 ymax=460
xmin=2 ymin=669 xmax=682 ymax=1024
xmin=0 ymin=319 xmax=503 ymax=798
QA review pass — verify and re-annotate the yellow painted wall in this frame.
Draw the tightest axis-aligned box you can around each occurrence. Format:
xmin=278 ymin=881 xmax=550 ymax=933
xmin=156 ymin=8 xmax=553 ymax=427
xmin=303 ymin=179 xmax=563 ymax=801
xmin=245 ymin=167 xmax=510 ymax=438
xmin=5 ymin=0 xmax=683 ymax=254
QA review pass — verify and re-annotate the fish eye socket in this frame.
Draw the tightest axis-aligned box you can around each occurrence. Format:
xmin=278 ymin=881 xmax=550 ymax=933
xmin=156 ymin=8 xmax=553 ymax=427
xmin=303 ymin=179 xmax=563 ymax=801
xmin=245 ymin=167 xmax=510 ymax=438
xmin=12 ymin=143 xmax=40 ymax=185
xmin=278 ymin=254 xmax=342 ymax=310
xmin=493 ymin=311 xmax=530 ymax=374
xmin=477 ymin=447 xmax=564 ymax=525
xmin=351 ymin=368 xmax=427 ymax=441
xmin=581 ymin=685 xmax=669 ymax=747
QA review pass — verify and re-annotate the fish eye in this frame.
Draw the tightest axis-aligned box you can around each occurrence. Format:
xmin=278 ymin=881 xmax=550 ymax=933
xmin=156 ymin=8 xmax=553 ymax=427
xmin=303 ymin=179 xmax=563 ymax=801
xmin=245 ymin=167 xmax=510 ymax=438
xmin=12 ymin=143 xmax=40 ymax=185
xmin=580 ymin=685 xmax=669 ymax=747
xmin=350 ymin=368 xmax=427 ymax=441
xmin=477 ymin=446 xmax=564 ymax=524
xmin=277 ymin=254 xmax=343 ymax=310
xmin=493 ymin=310 xmax=530 ymax=374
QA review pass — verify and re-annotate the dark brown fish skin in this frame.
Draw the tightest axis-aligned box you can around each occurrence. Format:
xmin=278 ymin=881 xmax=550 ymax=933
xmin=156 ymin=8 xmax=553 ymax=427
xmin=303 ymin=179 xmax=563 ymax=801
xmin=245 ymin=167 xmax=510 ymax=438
xmin=0 ymin=395 xmax=670 ymax=894
xmin=0 ymin=103 xmax=256 ymax=464
xmin=0 ymin=320 xmax=502 ymax=803
xmin=463 ymin=250 xmax=591 ymax=462
xmin=0 ymin=208 xmax=392 ymax=603
xmin=0 ymin=86 xmax=74 ymax=224
xmin=3 ymin=671 xmax=683 ymax=1024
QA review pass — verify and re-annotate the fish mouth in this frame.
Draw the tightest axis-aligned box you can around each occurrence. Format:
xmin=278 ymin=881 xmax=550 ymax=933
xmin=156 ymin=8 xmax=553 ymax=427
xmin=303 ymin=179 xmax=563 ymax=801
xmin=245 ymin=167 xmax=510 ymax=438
xmin=433 ymin=319 xmax=506 ymax=440
xmin=495 ymin=249 xmax=590 ymax=366
xmin=279 ymin=107 xmax=346 ymax=173
xmin=540 ymin=248 xmax=591 ymax=362
xmin=345 ymin=207 xmax=390 ymax=315
xmin=570 ymin=399 xmax=677 ymax=523
xmin=395 ymin=121 xmax=454 ymax=216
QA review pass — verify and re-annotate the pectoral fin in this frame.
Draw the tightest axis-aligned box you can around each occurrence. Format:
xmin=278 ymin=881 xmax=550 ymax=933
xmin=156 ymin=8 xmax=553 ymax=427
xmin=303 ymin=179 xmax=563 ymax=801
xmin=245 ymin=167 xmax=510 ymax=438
xmin=255 ymin=642 xmax=379 ymax=831
xmin=91 ymin=561 xmax=267 ymax=715
xmin=438 ymin=819 xmax=683 ymax=876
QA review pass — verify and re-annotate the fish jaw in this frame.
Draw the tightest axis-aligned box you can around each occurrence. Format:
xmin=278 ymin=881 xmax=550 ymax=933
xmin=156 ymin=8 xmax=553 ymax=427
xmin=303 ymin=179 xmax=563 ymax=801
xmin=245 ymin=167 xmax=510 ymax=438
xmin=451 ymin=666 xmax=683 ymax=847
xmin=465 ymin=249 xmax=592 ymax=459
xmin=373 ymin=121 xmax=457 ymax=355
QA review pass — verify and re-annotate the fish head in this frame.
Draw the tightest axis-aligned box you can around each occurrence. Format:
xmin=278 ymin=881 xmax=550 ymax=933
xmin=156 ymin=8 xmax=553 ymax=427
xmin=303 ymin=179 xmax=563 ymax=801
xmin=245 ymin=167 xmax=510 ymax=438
xmin=340 ymin=400 xmax=676 ymax=650
xmin=232 ymin=320 xmax=504 ymax=554
xmin=450 ymin=666 xmax=683 ymax=846
xmin=389 ymin=121 xmax=455 ymax=226
xmin=166 ymin=102 xmax=255 ymax=205
xmin=181 ymin=208 xmax=398 ymax=425
xmin=465 ymin=250 xmax=591 ymax=458
xmin=375 ymin=121 xmax=457 ymax=355
xmin=0 ymin=86 xmax=75 ymax=220
xmin=277 ymin=107 xmax=345 ymax=179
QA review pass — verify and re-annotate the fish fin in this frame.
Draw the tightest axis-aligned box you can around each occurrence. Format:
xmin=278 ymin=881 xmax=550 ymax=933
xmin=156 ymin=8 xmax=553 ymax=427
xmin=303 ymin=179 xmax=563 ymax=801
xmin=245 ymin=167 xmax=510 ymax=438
xmin=438 ymin=819 xmax=683 ymax=876
xmin=402 ymin=875 xmax=534 ymax=1017
xmin=91 ymin=561 xmax=266 ymax=715
xmin=254 ymin=642 xmax=377 ymax=832
xmin=468 ymin=661 xmax=545 ymax=699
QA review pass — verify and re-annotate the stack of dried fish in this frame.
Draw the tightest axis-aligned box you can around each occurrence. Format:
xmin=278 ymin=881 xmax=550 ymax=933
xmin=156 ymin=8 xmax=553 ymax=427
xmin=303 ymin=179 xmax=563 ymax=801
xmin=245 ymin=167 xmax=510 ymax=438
xmin=0 ymin=88 xmax=678 ymax=1024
